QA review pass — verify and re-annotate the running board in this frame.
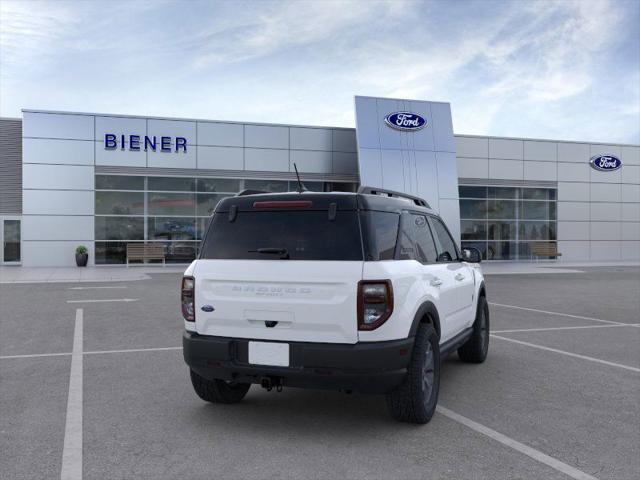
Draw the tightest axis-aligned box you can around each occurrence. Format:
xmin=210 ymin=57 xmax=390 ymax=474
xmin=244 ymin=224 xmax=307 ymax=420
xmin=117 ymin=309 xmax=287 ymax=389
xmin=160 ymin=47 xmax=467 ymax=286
xmin=440 ymin=328 xmax=473 ymax=356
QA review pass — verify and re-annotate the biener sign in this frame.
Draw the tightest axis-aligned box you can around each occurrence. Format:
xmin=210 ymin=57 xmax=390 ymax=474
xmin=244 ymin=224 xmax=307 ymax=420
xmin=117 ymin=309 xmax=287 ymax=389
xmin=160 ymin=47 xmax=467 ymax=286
xmin=104 ymin=134 xmax=188 ymax=152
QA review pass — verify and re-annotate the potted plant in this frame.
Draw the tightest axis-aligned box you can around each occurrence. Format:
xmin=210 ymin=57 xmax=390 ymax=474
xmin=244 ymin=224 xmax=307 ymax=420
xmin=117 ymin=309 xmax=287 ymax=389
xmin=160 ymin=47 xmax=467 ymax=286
xmin=75 ymin=245 xmax=88 ymax=267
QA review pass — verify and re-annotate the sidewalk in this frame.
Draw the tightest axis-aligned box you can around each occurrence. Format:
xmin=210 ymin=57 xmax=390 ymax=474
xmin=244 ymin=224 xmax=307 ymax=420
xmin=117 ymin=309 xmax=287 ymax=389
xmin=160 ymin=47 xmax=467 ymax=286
xmin=1 ymin=261 xmax=638 ymax=284
xmin=481 ymin=260 xmax=640 ymax=275
xmin=0 ymin=265 xmax=187 ymax=284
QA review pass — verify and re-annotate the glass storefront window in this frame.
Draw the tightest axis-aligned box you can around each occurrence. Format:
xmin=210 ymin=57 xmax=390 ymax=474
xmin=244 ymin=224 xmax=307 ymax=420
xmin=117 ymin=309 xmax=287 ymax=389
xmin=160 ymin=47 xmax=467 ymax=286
xmin=293 ymin=181 xmax=324 ymax=191
xmin=487 ymin=221 xmax=516 ymax=240
xmin=196 ymin=217 xmax=212 ymax=240
xmin=147 ymin=176 xmax=195 ymax=192
xmin=459 ymin=185 xmax=557 ymax=260
xmin=519 ymin=221 xmax=556 ymax=240
xmin=147 ymin=217 xmax=196 ymax=241
xmin=487 ymin=241 xmax=517 ymax=260
xmin=95 ymin=216 xmax=144 ymax=240
xmin=488 ymin=199 xmax=516 ymax=219
xmin=460 ymin=220 xmax=486 ymax=240
xmin=488 ymin=187 xmax=516 ymax=199
xmin=522 ymin=188 xmax=555 ymax=200
xmin=244 ymin=179 xmax=288 ymax=192
xmin=460 ymin=199 xmax=487 ymax=219
xmin=147 ymin=192 xmax=195 ymax=216
xmin=196 ymin=194 xmax=229 ymax=216
xmin=95 ymin=191 xmax=144 ymax=215
xmin=95 ymin=175 xmax=144 ymax=190
xmin=521 ymin=201 xmax=555 ymax=220
xmin=95 ymin=241 xmax=129 ymax=264
xmin=94 ymin=175 xmax=359 ymax=264
xmin=197 ymin=178 xmax=240 ymax=193
xmin=459 ymin=186 xmax=487 ymax=198
xmin=162 ymin=241 xmax=197 ymax=263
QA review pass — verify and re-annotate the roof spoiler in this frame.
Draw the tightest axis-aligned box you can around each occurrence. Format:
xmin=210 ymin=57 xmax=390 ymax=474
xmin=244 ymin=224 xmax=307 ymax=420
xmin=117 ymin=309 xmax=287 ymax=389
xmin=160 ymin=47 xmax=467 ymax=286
xmin=236 ymin=189 xmax=270 ymax=196
xmin=358 ymin=186 xmax=430 ymax=208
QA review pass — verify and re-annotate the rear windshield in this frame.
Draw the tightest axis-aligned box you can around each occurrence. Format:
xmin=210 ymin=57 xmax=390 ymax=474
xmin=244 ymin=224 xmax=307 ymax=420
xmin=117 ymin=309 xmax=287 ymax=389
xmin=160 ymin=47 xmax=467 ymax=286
xmin=200 ymin=210 xmax=363 ymax=261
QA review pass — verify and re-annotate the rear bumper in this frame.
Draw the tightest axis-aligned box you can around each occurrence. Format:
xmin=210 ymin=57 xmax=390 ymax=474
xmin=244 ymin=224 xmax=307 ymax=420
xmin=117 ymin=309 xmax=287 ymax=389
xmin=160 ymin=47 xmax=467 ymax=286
xmin=183 ymin=331 xmax=414 ymax=394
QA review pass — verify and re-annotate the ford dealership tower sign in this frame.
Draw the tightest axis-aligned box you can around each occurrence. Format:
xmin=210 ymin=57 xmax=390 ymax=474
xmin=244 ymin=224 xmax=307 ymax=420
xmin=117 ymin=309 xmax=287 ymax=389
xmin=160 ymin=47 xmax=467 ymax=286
xmin=354 ymin=96 xmax=461 ymax=243
xmin=384 ymin=112 xmax=427 ymax=131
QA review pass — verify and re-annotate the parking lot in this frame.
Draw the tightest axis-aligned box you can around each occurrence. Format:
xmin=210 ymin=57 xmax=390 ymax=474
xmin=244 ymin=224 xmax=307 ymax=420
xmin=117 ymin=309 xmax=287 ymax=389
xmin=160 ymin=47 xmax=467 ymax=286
xmin=1 ymin=266 xmax=639 ymax=480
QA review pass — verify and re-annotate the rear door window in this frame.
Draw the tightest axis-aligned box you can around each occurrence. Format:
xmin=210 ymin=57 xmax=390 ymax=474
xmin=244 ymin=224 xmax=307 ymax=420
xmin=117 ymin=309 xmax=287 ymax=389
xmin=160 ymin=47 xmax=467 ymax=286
xmin=428 ymin=217 xmax=459 ymax=262
xmin=360 ymin=211 xmax=399 ymax=261
xmin=398 ymin=213 xmax=438 ymax=263
xmin=200 ymin=210 xmax=363 ymax=261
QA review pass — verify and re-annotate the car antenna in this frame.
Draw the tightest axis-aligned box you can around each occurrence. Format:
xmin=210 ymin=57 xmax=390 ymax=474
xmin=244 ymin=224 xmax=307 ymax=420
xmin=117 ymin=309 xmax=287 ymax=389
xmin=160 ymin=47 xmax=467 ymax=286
xmin=293 ymin=163 xmax=307 ymax=193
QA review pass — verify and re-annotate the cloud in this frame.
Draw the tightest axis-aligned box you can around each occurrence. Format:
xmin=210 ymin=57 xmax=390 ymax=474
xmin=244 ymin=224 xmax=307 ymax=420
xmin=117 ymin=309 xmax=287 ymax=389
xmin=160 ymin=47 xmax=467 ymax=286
xmin=0 ymin=0 xmax=637 ymax=143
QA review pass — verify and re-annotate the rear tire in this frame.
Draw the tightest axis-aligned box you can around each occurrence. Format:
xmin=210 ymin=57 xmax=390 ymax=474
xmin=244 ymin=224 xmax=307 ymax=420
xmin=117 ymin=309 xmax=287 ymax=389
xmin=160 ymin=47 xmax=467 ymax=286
xmin=190 ymin=369 xmax=251 ymax=404
xmin=457 ymin=295 xmax=489 ymax=363
xmin=386 ymin=323 xmax=440 ymax=424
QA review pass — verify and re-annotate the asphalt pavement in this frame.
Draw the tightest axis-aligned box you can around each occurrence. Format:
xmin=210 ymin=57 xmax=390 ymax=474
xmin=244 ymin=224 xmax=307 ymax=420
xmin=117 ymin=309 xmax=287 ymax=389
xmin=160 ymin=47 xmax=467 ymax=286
xmin=1 ymin=266 xmax=639 ymax=479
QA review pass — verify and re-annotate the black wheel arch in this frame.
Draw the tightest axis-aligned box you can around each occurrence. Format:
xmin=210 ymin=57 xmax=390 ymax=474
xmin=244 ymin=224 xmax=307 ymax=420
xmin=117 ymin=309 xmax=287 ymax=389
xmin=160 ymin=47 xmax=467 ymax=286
xmin=408 ymin=301 xmax=442 ymax=339
xmin=478 ymin=280 xmax=487 ymax=299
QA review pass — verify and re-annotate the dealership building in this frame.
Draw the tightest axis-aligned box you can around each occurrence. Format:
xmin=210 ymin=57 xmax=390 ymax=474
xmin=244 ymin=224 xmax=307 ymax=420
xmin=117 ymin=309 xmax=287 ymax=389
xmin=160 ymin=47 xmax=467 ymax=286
xmin=0 ymin=95 xmax=638 ymax=267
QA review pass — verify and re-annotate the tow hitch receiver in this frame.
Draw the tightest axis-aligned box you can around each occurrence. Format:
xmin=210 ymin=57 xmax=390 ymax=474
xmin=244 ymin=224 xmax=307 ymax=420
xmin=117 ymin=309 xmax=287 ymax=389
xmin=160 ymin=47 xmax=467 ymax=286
xmin=260 ymin=376 xmax=284 ymax=392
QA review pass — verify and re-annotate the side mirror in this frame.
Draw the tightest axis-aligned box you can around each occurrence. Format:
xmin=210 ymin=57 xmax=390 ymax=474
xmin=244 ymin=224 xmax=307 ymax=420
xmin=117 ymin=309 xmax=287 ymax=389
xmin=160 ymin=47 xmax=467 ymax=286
xmin=462 ymin=247 xmax=482 ymax=263
xmin=437 ymin=251 xmax=452 ymax=263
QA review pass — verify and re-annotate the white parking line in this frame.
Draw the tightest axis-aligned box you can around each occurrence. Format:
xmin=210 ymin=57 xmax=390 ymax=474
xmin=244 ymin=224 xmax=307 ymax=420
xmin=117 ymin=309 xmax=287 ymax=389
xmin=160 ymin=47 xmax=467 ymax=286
xmin=60 ymin=308 xmax=83 ymax=480
xmin=491 ymin=334 xmax=640 ymax=373
xmin=437 ymin=406 xmax=598 ymax=480
xmin=0 ymin=346 xmax=182 ymax=360
xmin=489 ymin=302 xmax=626 ymax=326
xmin=83 ymin=346 xmax=182 ymax=355
xmin=68 ymin=286 xmax=127 ymax=290
xmin=0 ymin=352 xmax=72 ymax=360
xmin=66 ymin=298 xmax=138 ymax=304
xmin=492 ymin=323 xmax=640 ymax=334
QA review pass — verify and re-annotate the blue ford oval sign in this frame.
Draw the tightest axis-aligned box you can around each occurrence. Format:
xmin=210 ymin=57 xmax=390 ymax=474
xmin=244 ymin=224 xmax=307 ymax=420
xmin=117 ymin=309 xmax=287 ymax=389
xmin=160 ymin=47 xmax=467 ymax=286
xmin=384 ymin=112 xmax=427 ymax=131
xmin=590 ymin=155 xmax=622 ymax=172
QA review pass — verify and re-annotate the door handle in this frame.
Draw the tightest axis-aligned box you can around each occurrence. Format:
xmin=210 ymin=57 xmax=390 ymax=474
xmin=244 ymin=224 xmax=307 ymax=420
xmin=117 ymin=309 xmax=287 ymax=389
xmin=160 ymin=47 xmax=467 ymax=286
xmin=430 ymin=278 xmax=443 ymax=287
xmin=455 ymin=273 xmax=465 ymax=281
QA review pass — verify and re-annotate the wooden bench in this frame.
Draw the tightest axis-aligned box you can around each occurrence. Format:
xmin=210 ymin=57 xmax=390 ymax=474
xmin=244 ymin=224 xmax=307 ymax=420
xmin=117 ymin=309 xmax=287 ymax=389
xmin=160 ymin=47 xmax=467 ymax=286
xmin=530 ymin=242 xmax=562 ymax=260
xmin=126 ymin=244 xmax=166 ymax=266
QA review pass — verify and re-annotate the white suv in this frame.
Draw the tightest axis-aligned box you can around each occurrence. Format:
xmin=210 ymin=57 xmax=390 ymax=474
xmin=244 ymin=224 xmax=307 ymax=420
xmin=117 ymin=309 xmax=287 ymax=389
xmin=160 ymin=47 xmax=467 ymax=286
xmin=182 ymin=187 xmax=488 ymax=424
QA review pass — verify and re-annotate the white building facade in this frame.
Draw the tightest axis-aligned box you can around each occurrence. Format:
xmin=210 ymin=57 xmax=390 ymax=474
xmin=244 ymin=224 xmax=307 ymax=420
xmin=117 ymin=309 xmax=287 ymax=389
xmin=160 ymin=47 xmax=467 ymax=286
xmin=0 ymin=97 xmax=638 ymax=267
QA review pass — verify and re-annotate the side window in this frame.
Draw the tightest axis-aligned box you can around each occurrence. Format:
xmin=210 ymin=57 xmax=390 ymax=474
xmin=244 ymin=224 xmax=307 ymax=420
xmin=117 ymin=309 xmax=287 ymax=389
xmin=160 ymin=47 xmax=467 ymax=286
xmin=397 ymin=213 xmax=437 ymax=263
xmin=429 ymin=217 xmax=459 ymax=262
xmin=360 ymin=211 xmax=400 ymax=261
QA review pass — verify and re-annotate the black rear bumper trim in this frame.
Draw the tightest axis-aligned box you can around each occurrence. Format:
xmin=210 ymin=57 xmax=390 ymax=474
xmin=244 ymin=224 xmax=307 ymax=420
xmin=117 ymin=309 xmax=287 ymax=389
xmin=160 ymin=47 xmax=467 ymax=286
xmin=183 ymin=332 xmax=414 ymax=394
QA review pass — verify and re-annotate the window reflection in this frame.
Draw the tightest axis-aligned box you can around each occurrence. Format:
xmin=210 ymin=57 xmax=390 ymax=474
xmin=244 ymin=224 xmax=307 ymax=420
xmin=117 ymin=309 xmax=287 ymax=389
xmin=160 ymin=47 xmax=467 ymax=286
xmin=459 ymin=186 xmax=557 ymax=260
xmin=94 ymin=175 xmax=357 ymax=264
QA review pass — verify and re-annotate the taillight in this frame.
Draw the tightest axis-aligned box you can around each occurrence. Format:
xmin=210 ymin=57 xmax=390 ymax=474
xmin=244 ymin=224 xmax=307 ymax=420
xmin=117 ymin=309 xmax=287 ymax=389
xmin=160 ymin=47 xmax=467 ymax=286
xmin=357 ymin=280 xmax=393 ymax=330
xmin=181 ymin=276 xmax=195 ymax=322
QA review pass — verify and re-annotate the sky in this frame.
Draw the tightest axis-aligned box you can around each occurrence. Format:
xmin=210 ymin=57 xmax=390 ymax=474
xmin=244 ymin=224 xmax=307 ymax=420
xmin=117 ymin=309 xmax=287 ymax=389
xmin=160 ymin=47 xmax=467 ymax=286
xmin=1 ymin=0 xmax=639 ymax=143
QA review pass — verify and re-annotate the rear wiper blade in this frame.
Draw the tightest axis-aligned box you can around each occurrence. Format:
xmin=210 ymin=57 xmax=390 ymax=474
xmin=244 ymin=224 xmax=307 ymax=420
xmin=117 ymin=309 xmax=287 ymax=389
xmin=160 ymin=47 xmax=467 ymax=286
xmin=249 ymin=247 xmax=290 ymax=259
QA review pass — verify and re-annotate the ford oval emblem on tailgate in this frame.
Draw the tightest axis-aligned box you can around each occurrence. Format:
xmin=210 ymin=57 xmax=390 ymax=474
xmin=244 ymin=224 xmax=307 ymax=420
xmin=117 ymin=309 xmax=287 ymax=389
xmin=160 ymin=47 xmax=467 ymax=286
xmin=201 ymin=305 xmax=215 ymax=312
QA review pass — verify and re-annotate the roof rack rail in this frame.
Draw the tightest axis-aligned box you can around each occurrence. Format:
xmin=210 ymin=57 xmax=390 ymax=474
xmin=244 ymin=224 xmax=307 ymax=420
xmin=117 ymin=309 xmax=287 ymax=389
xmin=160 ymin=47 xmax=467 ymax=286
xmin=236 ymin=189 xmax=270 ymax=196
xmin=358 ymin=186 xmax=430 ymax=208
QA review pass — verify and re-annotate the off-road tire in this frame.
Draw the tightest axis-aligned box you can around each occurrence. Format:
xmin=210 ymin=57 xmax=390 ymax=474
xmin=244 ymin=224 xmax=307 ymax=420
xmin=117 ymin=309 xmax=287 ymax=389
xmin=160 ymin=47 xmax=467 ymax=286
xmin=386 ymin=323 xmax=440 ymax=424
xmin=457 ymin=295 xmax=489 ymax=363
xmin=190 ymin=369 xmax=251 ymax=404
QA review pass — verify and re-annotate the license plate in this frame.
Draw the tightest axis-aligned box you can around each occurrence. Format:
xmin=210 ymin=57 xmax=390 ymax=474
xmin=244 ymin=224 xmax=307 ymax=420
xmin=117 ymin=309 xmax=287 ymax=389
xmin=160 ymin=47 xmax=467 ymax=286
xmin=248 ymin=341 xmax=289 ymax=367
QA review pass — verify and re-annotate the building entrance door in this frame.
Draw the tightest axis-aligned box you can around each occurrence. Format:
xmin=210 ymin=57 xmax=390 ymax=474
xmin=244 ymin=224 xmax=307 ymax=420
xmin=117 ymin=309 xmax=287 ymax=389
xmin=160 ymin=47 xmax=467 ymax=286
xmin=1 ymin=217 xmax=21 ymax=264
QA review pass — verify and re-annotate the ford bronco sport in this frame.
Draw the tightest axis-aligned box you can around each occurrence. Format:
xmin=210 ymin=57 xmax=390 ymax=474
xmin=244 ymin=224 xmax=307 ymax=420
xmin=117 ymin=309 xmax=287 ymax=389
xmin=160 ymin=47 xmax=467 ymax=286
xmin=182 ymin=187 xmax=488 ymax=424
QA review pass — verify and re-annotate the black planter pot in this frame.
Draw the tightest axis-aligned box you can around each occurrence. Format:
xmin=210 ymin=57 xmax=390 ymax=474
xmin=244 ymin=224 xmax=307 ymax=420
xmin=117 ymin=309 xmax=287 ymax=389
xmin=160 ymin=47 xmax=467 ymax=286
xmin=75 ymin=253 xmax=88 ymax=267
